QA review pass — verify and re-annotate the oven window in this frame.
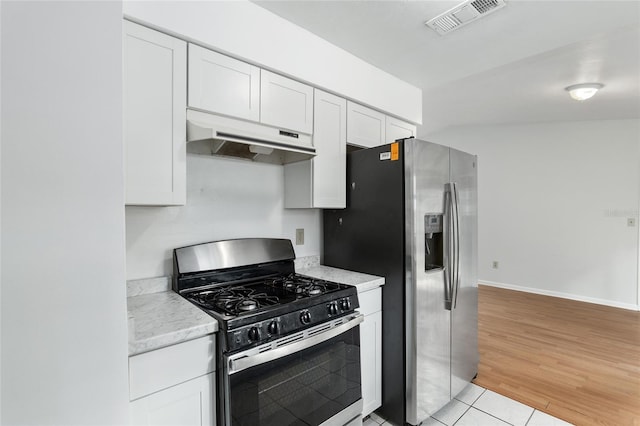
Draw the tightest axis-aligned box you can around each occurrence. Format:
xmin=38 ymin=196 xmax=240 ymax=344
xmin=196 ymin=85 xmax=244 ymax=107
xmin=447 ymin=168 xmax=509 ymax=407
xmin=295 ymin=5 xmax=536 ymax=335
xmin=229 ymin=327 xmax=361 ymax=426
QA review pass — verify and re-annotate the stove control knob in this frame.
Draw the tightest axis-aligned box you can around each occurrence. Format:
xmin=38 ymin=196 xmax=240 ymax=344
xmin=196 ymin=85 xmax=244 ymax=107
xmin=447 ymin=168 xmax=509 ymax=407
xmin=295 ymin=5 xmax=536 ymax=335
xmin=300 ymin=310 xmax=312 ymax=325
xmin=340 ymin=298 xmax=352 ymax=311
xmin=248 ymin=327 xmax=261 ymax=342
xmin=267 ymin=321 xmax=279 ymax=335
xmin=327 ymin=302 xmax=339 ymax=316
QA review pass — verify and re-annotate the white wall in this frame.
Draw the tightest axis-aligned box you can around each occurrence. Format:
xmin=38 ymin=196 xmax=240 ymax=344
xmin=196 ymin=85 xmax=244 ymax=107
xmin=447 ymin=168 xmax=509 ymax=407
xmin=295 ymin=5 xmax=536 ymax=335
xmin=0 ymin=2 xmax=3 ymax=419
xmin=122 ymin=0 xmax=422 ymax=124
xmin=423 ymin=119 xmax=640 ymax=309
xmin=126 ymin=154 xmax=321 ymax=280
xmin=1 ymin=2 xmax=129 ymax=424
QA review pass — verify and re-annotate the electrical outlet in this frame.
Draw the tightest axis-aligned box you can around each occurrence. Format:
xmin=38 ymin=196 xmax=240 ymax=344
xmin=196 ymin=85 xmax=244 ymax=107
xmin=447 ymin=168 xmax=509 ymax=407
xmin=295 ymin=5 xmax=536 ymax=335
xmin=628 ymin=218 xmax=636 ymax=227
xmin=492 ymin=261 xmax=499 ymax=269
xmin=295 ymin=228 xmax=304 ymax=245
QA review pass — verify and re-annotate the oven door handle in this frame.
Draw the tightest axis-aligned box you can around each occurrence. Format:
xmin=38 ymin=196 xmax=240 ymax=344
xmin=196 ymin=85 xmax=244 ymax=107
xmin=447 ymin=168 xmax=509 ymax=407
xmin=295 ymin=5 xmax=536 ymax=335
xmin=227 ymin=313 xmax=364 ymax=375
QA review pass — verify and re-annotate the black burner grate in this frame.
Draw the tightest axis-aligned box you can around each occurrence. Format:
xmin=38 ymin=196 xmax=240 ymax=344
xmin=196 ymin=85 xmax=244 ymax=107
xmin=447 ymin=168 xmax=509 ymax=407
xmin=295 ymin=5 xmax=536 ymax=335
xmin=266 ymin=273 xmax=339 ymax=297
xmin=189 ymin=287 xmax=280 ymax=316
xmin=184 ymin=273 xmax=346 ymax=318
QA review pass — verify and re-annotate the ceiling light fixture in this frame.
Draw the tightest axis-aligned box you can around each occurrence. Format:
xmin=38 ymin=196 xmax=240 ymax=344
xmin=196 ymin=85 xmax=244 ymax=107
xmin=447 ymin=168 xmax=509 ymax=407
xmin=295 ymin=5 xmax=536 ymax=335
xmin=564 ymin=83 xmax=604 ymax=101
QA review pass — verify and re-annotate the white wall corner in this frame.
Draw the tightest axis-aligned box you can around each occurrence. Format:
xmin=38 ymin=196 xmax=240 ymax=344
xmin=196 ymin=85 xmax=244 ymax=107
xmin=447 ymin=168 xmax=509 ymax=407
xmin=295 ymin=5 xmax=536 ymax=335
xmin=0 ymin=1 xmax=3 ymax=420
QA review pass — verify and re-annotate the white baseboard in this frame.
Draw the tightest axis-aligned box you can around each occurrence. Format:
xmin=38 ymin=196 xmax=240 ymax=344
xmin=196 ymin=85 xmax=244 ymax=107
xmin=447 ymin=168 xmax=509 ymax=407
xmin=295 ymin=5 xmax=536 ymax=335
xmin=479 ymin=280 xmax=640 ymax=312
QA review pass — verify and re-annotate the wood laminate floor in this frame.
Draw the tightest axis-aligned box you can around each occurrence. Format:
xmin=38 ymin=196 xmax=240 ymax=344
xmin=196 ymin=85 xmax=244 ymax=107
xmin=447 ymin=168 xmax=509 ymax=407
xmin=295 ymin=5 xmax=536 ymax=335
xmin=474 ymin=285 xmax=640 ymax=426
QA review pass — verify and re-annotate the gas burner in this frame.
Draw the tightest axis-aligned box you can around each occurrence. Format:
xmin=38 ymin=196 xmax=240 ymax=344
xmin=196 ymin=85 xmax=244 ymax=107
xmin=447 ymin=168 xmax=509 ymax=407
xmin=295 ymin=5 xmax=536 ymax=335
xmin=280 ymin=279 xmax=298 ymax=292
xmin=295 ymin=283 xmax=326 ymax=297
xmin=236 ymin=299 xmax=258 ymax=312
xmin=267 ymin=274 xmax=332 ymax=297
xmin=189 ymin=287 xmax=280 ymax=316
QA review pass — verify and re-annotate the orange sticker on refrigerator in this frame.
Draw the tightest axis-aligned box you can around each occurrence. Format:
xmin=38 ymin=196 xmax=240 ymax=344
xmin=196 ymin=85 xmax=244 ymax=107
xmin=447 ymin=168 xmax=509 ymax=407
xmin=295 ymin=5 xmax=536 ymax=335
xmin=391 ymin=142 xmax=399 ymax=161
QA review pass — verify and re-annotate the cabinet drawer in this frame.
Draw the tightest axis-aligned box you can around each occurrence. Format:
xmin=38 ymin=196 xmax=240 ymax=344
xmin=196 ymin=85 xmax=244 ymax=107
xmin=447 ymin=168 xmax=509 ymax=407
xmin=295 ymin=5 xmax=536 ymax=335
xmin=358 ymin=287 xmax=382 ymax=316
xmin=129 ymin=334 xmax=216 ymax=401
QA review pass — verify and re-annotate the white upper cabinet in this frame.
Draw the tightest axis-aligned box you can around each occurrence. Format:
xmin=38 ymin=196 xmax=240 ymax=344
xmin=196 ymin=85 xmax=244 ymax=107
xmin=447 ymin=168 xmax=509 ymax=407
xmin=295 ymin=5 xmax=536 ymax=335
xmin=284 ymin=89 xmax=346 ymax=208
xmin=188 ymin=44 xmax=260 ymax=122
xmin=260 ymin=70 xmax=314 ymax=135
xmin=124 ymin=20 xmax=186 ymax=206
xmin=346 ymin=101 xmax=386 ymax=148
xmin=385 ymin=116 xmax=417 ymax=143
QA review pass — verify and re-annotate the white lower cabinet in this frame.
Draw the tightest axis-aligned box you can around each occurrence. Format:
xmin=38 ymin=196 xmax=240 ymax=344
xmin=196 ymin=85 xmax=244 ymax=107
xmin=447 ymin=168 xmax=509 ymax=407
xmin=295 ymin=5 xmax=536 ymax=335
xmin=130 ymin=373 xmax=214 ymax=426
xmin=359 ymin=287 xmax=382 ymax=417
xmin=129 ymin=335 xmax=216 ymax=426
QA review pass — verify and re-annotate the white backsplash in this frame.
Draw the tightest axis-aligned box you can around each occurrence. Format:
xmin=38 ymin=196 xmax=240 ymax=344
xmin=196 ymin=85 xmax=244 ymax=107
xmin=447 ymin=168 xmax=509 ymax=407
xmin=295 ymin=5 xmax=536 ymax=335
xmin=127 ymin=276 xmax=171 ymax=297
xmin=295 ymin=255 xmax=320 ymax=270
xmin=125 ymin=154 xmax=322 ymax=280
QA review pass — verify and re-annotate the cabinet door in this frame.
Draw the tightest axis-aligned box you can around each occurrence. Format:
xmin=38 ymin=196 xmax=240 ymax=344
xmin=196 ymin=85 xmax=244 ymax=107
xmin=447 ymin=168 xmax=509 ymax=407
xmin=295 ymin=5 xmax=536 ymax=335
xmin=260 ymin=70 xmax=313 ymax=134
xmin=284 ymin=89 xmax=346 ymax=208
xmin=188 ymin=44 xmax=260 ymax=122
xmin=385 ymin=116 xmax=417 ymax=143
xmin=124 ymin=21 xmax=186 ymax=206
xmin=360 ymin=310 xmax=382 ymax=417
xmin=346 ymin=101 xmax=385 ymax=148
xmin=359 ymin=287 xmax=382 ymax=417
xmin=130 ymin=373 xmax=215 ymax=426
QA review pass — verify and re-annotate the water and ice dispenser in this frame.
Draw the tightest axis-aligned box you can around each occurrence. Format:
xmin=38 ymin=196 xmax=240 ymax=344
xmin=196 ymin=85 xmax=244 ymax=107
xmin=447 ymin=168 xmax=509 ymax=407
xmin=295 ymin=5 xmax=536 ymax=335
xmin=424 ymin=213 xmax=443 ymax=271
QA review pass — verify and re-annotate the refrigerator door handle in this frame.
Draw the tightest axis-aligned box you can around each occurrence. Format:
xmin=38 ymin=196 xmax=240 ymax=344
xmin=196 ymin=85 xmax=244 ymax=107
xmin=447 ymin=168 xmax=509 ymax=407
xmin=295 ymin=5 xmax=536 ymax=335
xmin=451 ymin=182 xmax=461 ymax=309
xmin=444 ymin=183 xmax=454 ymax=311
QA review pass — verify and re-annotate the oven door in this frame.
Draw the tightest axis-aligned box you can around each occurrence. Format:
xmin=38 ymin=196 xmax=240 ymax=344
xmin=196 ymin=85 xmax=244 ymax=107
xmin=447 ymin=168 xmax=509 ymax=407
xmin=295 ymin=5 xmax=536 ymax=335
xmin=222 ymin=313 xmax=363 ymax=426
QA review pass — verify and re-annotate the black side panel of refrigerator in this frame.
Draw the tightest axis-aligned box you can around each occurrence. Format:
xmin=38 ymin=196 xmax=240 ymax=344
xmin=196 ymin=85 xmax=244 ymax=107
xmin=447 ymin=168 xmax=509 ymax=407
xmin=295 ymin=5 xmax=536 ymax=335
xmin=323 ymin=142 xmax=406 ymax=426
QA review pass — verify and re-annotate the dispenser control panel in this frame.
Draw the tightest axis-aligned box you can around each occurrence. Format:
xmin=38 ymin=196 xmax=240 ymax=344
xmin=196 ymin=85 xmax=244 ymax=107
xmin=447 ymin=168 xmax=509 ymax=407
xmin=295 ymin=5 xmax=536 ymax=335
xmin=424 ymin=214 xmax=443 ymax=234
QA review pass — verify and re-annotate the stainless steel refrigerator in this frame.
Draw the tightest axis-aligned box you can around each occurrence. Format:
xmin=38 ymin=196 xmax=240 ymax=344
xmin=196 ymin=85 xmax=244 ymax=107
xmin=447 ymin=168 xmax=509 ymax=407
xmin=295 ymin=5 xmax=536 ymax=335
xmin=323 ymin=138 xmax=478 ymax=426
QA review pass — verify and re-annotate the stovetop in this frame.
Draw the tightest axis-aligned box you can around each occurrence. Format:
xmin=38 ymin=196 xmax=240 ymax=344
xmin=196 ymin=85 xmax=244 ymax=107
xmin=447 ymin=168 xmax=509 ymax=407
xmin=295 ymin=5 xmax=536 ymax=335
xmin=173 ymin=239 xmax=359 ymax=353
xmin=185 ymin=273 xmax=346 ymax=316
xmin=182 ymin=273 xmax=355 ymax=324
xmin=180 ymin=272 xmax=358 ymax=353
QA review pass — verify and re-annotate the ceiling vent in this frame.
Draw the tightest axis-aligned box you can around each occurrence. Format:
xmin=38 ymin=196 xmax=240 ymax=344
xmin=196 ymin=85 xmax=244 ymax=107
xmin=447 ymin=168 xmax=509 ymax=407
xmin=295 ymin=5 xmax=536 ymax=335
xmin=425 ymin=0 xmax=507 ymax=35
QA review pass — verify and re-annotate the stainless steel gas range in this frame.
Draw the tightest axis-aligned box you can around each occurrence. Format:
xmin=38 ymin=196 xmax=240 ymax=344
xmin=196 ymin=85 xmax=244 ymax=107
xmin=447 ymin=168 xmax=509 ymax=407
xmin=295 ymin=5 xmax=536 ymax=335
xmin=173 ymin=238 xmax=363 ymax=426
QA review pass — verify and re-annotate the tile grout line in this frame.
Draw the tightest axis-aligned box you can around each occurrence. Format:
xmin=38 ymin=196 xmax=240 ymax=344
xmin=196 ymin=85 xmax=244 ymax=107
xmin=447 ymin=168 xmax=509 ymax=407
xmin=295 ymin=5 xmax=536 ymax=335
xmin=466 ymin=405 xmax=520 ymax=426
xmin=524 ymin=409 xmax=536 ymax=426
xmin=375 ymin=385 xmax=545 ymax=426
xmin=455 ymin=387 xmax=486 ymax=406
xmin=451 ymin=403 xmax=472 ymax=426
xmin=471 ymin=387 xmax=536 ymax=426
xmin=423 ymin=417 xmax=447 ymax=426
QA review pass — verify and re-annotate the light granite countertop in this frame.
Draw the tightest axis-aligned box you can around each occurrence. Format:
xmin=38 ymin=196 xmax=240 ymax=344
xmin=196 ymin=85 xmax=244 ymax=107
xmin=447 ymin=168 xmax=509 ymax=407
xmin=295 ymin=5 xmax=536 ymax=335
xmin=297 ymin=264 xmax=385 ymax=293
xmin=127 ymin=257 xmax=383 ymax=356
xmin=127 ymin=277 xmax=218 ymax=356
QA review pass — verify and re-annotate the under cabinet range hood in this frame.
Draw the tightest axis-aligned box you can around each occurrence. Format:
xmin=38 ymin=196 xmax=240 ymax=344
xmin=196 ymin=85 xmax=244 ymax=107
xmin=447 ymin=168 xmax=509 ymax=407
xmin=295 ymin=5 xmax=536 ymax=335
xmin=186 ymin=109 xmax=315 ymax=165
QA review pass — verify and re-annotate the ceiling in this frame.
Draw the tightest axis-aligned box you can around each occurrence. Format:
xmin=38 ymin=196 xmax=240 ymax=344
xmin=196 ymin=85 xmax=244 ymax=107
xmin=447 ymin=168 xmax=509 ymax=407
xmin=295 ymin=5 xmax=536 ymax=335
xmin=253 ymin=0 xmax=640 ymax=133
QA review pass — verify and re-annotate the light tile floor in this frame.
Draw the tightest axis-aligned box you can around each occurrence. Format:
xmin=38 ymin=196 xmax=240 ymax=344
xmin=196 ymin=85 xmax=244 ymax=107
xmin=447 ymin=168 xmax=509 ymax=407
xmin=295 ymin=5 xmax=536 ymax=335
xmin=363 ymin=383 xmax=573 ymax=426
